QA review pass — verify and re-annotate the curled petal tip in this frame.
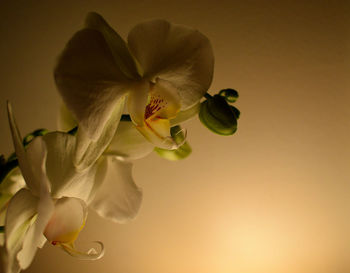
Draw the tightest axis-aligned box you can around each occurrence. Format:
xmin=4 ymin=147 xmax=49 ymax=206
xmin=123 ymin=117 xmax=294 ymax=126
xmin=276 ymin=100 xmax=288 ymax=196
xmin=161 ymin=125 xmax=187 ymax=150
xmin=60 ymin=241 xmax=105 ymax=260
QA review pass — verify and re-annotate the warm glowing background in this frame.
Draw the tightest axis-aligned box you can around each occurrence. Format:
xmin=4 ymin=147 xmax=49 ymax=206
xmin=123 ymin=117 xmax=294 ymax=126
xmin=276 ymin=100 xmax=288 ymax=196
xmin=0 ymin=1 xmax=349 ymax=272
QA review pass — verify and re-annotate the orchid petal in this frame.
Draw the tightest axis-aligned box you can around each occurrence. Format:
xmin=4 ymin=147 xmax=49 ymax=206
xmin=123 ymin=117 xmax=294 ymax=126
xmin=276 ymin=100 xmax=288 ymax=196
xmin=91 ymin=157 xmax=142 ymax=223
xmin=7 ymin=103 xmax=38 ymax=195
xmin=85 ymin=12 xmax=140 ymax=79
xmin=42 ymin=132 xmax=77 ymax=198
xmin=127 ymin=20 xmax=214 ymax=109
xmin=24 ymin=137 xmax=51 ymax=194
xmin=127 ymin=80 xmax=149 ymax=126
xmin=16 ymin=138 xmax=54 ymax=269
xmin=84 ymin=157 xmax=107 ymax=205
xmin=2 ymin=189 xmax=37 ymax=273
xmin=54 ymin=28 xmax=130 ymax=141
xmin=8 ymin=105 xmax=51 ymax=197
xmin=170 ymin=102 xmax=201 ymax=126
xmin=59 ymin=241 xmax=104 ymax=260
xmin=74 ymin=95 xmax=126 ymax=170
xmin=0 ymin=168 xmax=25 ymax=208
xmin=44 ymin=197 xmax=87 ymax=245
xmin=43 ymin=132 xmax=106 ymax=202
xmin=105 ymin=121 xmax=154 ymax=160
xmin=17 ymin=185 xmax=53 ymax=270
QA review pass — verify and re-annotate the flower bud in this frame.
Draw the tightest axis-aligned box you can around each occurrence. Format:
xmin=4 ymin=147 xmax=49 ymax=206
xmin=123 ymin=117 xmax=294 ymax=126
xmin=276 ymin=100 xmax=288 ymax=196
xmin=199 ymin=95 xmax=237 ymax=135
xmin=219 ymin=88 xmax=239 ymax=103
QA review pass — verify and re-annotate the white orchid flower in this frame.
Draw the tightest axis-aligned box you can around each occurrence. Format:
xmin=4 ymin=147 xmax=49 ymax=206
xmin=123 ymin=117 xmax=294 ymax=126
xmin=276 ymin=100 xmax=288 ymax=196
xmin=58 ymin=104 xmax=146 ymax=223
xmin=55 ymin=12 xmax=214 ymax=167
xmin=1 ymin=104 xmax=105 ymax=273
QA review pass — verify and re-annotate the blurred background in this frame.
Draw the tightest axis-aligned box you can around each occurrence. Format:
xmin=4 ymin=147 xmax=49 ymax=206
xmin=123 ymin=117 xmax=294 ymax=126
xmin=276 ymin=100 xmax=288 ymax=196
xmin=0 ymin=0 xmax=349 ymax=272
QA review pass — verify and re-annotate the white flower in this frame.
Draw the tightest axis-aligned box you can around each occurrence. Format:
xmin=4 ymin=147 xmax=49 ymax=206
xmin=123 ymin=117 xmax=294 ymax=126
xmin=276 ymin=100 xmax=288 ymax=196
xmin=54 ymin=12 xmax=214 ymax=167
xmin=59 ymin=105 xmax=147 ymax=223
xmin=1 ymin=103 xmax=105 ymax=273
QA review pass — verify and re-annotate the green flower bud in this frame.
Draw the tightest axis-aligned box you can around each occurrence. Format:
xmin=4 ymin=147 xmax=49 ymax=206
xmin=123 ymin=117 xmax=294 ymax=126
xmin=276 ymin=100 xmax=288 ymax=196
xmin=154 ymin=126 xmax=192 ymax=161
xmin=219 ymin=88 xmax=239 ymax=103
xmin=199 ymin=95 xmax=237 ymax=135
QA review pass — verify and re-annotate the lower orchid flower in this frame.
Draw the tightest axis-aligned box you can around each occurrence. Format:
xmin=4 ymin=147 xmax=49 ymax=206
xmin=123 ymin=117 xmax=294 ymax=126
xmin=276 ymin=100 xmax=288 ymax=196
xmin=59 ymin=105 xmax=148 ymax=223
xmin=1 ymin=103 xmax=105 ymax=273
xmin=54 ymin=12 xmax=214 ymax=168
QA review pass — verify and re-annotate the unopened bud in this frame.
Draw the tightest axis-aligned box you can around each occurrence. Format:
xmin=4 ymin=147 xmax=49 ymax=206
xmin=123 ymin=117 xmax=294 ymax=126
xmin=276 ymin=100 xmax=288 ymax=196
xmin=199 ymin=95 xmax=237 ymax=135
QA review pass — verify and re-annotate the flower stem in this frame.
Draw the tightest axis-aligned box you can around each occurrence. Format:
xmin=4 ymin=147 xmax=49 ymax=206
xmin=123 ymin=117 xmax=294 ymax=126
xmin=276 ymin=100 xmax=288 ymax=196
xmin=0 ymin=159 xmax=18 ymax=184
xmin=121 ymin=114 xmax=131 ymax=121
xmin=204 ymin=93 xmax=212 ymax=100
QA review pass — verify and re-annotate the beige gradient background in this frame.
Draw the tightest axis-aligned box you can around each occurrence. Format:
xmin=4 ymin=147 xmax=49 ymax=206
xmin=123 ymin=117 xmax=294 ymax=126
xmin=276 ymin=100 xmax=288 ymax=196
xmin=0 ymin=0 xmax=349 ymax=272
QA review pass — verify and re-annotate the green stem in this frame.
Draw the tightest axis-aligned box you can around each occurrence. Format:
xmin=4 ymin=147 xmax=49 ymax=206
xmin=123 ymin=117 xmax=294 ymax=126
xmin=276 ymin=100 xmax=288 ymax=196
xmin=0 ymin=159 xmax=18 ymax=184
xmin=121 ymin=114 xmax=132 ymax=121
xmin=204 ymin=93 xmax=212 ymax=100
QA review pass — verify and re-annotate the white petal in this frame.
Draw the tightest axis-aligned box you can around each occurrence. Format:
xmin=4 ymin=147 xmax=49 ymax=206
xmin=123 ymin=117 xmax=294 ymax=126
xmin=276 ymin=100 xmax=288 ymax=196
xmin=55 ymin=28 xmax=131 ymax=141
xmin=59 ymin=241 xmax=104 ymax=260
xmin=43 ymin=132 xmax=106 ymax=202
xmin=7 ymin=106 xmax=51 ymax=196
xmin=44 ymin=197 xmax=87 ymax=244
xmin=170 ymin=102 xmax=201 ymax=126
xmin=7 ymin=103 xmax=38 ymax=195
xmin=13 ymin=138 xmax=54 ymax=269
xmin=3 ymin=189 xmax=37 ymax=273
xmin=74 ymin=96 xmax=126 ymax=170
xmin=84 ymin=157 xmax=108 ymax=205
xmin=85 ymin=12 xmax=140 ymax=79
xmin=127 ymin=80 xmax=150 ymax=126
xmin=105 ymin=121 xmax=154 ymax=160
xmin=17 ymin=185 xmax=54 ymax=269
xmin=0 ymin=167 xmax=25 ymax=198
xmin=91 ymin=157 xmax=142 ymax=223
xmin=0 ymin=168 xmax=25 ymax=248
xmin=25 ymin=137 xmax=51 ymax=195
xmin=128 ymin=20 xmax=214 ymax=109
xmin=43 ymin=132 xmax=76 ymax=195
